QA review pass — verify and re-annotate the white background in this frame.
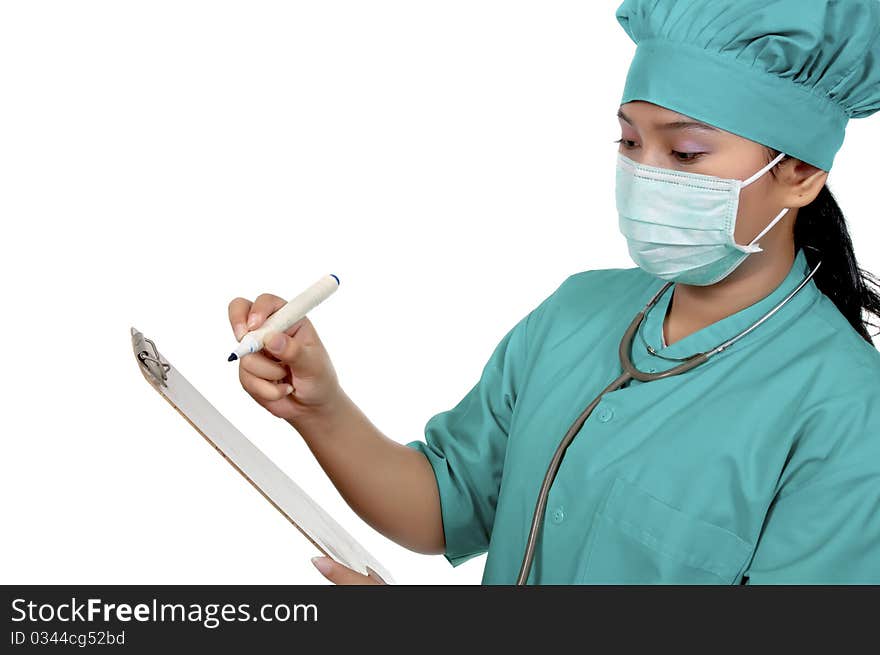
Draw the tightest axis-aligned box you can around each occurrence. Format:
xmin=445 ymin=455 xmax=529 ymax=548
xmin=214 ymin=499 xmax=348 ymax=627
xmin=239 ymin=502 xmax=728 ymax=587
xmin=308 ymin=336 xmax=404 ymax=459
xmin=1 ymin=1 xmax=876 ymax=585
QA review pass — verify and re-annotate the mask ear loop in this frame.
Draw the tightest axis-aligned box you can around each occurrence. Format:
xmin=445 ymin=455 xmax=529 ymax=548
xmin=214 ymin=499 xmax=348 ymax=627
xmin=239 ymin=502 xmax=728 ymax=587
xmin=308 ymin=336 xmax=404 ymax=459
xmin=741 ymin=151 xmax=788 ymax=188
xmin=748 ymin=207 xmax=790 ymax=249
xmin=739 ymin=151 xmax=789 ymax=251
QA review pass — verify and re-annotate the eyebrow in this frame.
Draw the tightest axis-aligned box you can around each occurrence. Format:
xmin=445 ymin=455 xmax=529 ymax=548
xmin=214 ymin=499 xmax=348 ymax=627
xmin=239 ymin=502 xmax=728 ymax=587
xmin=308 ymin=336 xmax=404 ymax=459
xmin=617 ymin=108 xmax=720 ymax=133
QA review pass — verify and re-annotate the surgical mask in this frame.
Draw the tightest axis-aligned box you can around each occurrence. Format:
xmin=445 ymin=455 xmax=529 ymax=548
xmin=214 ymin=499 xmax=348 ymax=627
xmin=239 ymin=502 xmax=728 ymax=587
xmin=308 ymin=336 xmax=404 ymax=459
xmin=615 ymin=151 xmax=789 ymax=285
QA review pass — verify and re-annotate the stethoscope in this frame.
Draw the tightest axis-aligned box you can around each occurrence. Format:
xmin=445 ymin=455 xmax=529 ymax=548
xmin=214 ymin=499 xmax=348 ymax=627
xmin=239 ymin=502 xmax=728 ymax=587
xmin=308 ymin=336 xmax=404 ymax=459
xmin=515 ymin=250 xmax=823 ymax=585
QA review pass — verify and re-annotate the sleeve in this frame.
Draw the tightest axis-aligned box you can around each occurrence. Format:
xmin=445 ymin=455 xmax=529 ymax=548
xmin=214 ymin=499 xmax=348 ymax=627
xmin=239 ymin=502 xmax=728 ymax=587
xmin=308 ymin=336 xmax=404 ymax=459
xmin=405 ymin=292 xmax=554 ymax=567
xmin=742 ymin=381 xmax=880 ymax=584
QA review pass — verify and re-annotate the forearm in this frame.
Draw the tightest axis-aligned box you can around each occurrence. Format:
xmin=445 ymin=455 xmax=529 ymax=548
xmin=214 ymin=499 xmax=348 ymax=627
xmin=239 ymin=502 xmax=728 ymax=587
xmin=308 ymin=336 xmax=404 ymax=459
xmin=288 ymin=389 xmax=445 ymax=555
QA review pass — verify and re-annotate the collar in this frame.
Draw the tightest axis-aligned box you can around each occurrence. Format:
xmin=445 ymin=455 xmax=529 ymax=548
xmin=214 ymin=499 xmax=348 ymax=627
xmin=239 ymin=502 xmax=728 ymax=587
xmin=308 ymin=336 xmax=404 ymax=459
xmin=633 ymin=247 xmax=821 ymax=369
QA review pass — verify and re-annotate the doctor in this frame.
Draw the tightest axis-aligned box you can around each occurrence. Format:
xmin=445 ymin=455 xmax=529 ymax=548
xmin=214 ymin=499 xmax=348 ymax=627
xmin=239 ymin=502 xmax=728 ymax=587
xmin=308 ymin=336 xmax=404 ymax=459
xmin=228 ymin=0 xmax=880 ymax=584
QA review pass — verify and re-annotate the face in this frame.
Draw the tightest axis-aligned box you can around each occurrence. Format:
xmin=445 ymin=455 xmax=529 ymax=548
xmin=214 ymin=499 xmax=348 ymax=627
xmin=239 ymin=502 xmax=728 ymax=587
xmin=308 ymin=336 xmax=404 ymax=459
xmin=616 ymin=100 xmax=827 ymax=251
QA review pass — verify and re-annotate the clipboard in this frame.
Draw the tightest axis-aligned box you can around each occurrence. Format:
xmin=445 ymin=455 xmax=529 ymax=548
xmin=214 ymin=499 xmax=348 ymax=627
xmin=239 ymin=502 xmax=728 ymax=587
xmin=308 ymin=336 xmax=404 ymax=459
xmin=131 ymin=327 xmax=393 ymax=584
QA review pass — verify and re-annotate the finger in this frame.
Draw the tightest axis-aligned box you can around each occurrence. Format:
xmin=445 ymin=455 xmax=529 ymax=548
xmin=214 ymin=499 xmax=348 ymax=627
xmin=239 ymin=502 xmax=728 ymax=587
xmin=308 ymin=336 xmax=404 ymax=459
xmin=228 ymin=297 xmax=253 ymax=340
xmin=311 ymin=557 xmax=381 ymax=585
xmin=247 ymin=293 xmax=287 ymax=331
xmin=239 ymin=351 xmax=289 ymax=381
xmin=239 ymin=367 xmax=294 ymax=402
xmin=366 ymin=568 xmax=388 ymax=585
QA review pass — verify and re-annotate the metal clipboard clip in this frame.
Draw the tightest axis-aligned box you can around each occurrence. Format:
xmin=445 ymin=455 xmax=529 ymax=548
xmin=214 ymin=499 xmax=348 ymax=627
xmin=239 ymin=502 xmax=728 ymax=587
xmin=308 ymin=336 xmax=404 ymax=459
xmin=131 ymin=326 xmax=171 ymax=387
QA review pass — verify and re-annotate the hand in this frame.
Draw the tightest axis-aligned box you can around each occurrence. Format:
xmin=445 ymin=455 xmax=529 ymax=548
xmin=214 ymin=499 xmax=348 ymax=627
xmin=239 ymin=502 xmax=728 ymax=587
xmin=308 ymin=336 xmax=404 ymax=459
xmin=311 ymin=556 xmax=387 ymax=585
xmin=227 ymin=293 xmax=343 ymax=422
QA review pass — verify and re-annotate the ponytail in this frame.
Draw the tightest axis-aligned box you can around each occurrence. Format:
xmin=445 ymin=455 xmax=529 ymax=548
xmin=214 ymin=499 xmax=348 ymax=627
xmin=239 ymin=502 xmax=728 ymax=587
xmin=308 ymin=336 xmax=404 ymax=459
xmin=768 ymin=148 xmax=880 ymax=346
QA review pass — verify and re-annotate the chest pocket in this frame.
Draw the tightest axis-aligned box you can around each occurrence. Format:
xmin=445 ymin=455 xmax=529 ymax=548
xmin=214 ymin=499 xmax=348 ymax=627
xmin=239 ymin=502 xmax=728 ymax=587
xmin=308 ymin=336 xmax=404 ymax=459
xmin=578 ymin=476 xmax=754 ymax=584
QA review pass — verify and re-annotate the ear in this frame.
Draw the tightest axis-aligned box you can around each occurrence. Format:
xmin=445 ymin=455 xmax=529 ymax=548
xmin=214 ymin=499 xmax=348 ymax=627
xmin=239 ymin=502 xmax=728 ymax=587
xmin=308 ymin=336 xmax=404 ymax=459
xmin=776 ymin=157 xmax=828 ymax=209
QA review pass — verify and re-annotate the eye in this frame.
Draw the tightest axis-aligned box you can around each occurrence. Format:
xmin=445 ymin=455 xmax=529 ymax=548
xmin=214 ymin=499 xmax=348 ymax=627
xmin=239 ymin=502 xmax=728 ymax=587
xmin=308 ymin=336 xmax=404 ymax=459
xmin=614 ymin=138 xmax=638 ymax=149
xmin=672 ymin=150 xmax=705 ymax=163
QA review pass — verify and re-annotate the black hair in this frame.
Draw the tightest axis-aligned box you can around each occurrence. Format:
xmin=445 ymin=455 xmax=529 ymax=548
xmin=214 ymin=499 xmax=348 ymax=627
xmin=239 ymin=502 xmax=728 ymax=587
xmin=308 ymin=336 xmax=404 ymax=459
xmin=767 ymin=147 xmax=880 ymax=345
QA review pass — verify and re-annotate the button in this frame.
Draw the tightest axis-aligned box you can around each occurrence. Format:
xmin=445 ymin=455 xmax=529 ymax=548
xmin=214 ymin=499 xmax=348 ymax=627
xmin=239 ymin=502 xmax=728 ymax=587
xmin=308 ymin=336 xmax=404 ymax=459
xmin=551 ymin=507 xmax=565 ymax=524
xmin=597 ymin=406 xmax=615 ymax=423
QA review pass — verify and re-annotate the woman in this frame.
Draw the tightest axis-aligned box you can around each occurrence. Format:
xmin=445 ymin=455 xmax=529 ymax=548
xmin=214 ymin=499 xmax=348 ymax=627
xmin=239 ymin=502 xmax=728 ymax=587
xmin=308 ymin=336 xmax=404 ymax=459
xmin=228 ymin=0 xmax=880 ymax=584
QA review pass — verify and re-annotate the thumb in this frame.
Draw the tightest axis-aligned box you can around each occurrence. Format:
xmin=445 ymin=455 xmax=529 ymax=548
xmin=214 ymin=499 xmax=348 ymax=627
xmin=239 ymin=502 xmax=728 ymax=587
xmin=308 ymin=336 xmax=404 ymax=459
xmin=262 ymin=330 xmax=310 ymax=368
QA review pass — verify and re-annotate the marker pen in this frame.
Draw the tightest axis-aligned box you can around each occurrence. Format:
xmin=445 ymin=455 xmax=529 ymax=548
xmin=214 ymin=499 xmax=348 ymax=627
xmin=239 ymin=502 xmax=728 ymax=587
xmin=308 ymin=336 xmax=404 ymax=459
xmin=228 ymin=273 xmax=340 ymax=361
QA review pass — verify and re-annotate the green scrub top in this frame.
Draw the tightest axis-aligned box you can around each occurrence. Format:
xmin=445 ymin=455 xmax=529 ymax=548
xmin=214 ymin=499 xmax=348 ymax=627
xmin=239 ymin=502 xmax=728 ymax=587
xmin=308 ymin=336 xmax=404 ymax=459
xmin=406 ymin=247 xmax=880 ymax=584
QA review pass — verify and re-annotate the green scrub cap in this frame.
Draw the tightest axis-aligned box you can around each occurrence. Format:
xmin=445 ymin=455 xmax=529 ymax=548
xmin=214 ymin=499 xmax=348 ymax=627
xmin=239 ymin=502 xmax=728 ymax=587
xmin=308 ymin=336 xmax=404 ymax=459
xmin=615 ymin=0 xmax=880 ymax=171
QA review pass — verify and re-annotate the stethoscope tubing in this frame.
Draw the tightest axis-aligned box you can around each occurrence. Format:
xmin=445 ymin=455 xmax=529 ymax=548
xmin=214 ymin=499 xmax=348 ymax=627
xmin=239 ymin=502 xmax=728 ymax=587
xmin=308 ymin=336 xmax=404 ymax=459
xmin=514 ymin=254 xmax=822 ymax=585
xmin=514 ymin=309 xmax=709 ymax=584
